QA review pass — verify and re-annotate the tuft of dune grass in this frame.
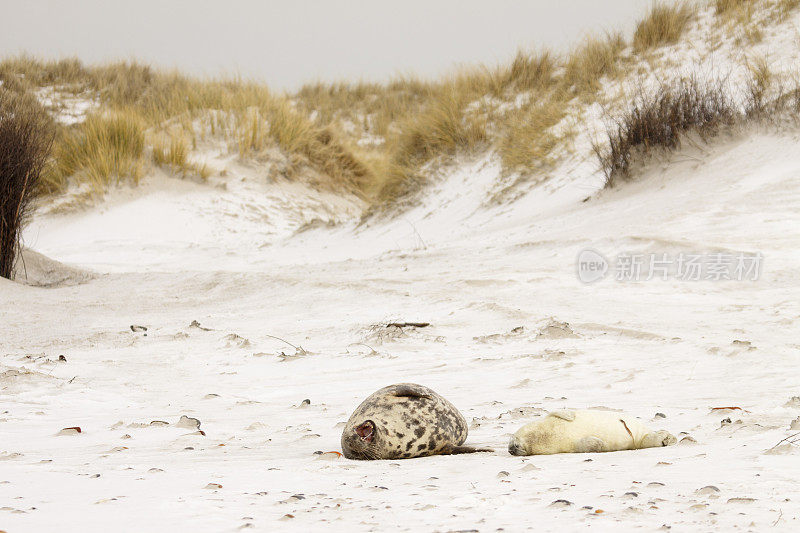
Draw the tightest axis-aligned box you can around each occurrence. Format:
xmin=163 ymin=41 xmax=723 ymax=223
xmin=295 ymin=77 xmax=432 ymax=140
xmin=357 ymin=153 xmax=418 ymax=207
xmin=391 ymin=86 xmax=488 ymax=169
xmin=715 ymin=0 xmax=754 ymax=16
xmin=563 ymin=32 xmax=626 ymax=94
xmin=633 ymin=2 xmax=696 ymax=52
xmin=713 ymin=0 xmax=764 ymax=43
xmin=716 ymin=0 xmax=799 ymax=23
xmin=152 ymin=134 xmax=189 ymax=170
xmin=236 ymin=107 xmax=271 ymax=158
xmin=773 ymin=0 xmax=800 ymax=20
xmin=498 ymin=93 xmax=572 ymax=172
xmin=744 ymin=55 xmax=773 ymax=115
xmin=45 ymin=110 xmax=146 ymax=193
xmin=152 ymin=133 xmax=212 ymax=180
xmin=267 ymin=100 xmax=374 ymax=192
xmin=499 ymin=50 xmax=557 ymax=93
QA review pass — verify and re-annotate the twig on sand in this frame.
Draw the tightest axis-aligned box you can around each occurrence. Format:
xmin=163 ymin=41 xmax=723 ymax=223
xmin=404 ymin=219 xmax=427 ymax=250
xmin=347 ymin=343 xmax=378 ymax=355
xmin=386 ymin=322 xmax=430 ymax=328
xmin=772 ymin=509 xmax=783 ymax=527
xmin=767 ymin=432 xmax=800 ymax=451
xmin=264 ymin=334 xmax=307 ymax=355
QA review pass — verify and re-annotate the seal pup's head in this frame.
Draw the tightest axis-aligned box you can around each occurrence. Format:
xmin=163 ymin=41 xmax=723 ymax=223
xmin=639 ymin=429 xmax=677 ymax=448
xmin=508 ymin=435 xmax=526 ymax=456
xmin=341 ymin=419 xmax=380 ymax=460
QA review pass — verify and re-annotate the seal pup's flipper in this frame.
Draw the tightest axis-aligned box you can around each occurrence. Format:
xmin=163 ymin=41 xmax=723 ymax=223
xmin=392 ymin=384 xmax=433 ymax=399
xmin=549 ymin=409 xmax=577 ymax=422
xmin=441 ymin=444 xmax=495 ymax=455
xmin=574 ymin=436 xmax=606 ymax=453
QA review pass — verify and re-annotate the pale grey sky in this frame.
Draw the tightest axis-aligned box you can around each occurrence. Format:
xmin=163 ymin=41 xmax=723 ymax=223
xmin=0 ymin=0 xmax=651 ymax=90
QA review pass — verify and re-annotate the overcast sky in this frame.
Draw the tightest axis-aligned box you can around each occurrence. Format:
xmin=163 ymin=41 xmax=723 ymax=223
xmin=0 ymin=0 xmax=651 ymax=90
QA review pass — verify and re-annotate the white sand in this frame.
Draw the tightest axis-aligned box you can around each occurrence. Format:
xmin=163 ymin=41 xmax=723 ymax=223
xmin=3 ymin=5 xmax=800 ymax=531
xmin=2 ymin=127 xmax=799 ymax=532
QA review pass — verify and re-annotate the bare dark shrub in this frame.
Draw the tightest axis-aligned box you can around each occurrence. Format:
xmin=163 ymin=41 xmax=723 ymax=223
xmin=595 ymin=78 xmax=739 ymax=187
xmin=0 ymin=90 xmax=55 ymax=279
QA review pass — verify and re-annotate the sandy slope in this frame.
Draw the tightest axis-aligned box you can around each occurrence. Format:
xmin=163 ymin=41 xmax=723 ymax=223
xmin=1 ymin=126 xmax=798 ymax=532
xmin=5 ymin=5 xmax=800 ymax=532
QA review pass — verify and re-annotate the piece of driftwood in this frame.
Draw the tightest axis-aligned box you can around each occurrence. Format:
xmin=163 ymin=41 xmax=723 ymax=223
xmin=386 ymin=322 xmax=430 ymax=328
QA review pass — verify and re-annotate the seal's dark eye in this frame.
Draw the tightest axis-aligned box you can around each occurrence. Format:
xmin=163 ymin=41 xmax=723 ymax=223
xmin=355 ymin=421 xmax=374 ymax=443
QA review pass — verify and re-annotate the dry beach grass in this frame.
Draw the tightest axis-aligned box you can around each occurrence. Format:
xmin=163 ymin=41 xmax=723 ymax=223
xmin=0 ymin=0 xmax=798 ymax=212
xmin=0 ymin=1 xmax=706 ymax=207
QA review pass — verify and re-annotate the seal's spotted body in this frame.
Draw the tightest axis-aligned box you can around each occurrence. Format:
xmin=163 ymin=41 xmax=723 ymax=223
xmin=341 ymin=383 xmax=491 ymax=460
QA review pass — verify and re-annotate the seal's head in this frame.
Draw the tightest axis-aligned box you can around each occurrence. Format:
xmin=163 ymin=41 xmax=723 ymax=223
xmin=342 ymin=420 xmax=379 ymax=460
xmin=507 ymin=434 xmax=525 ymax=456
xmin=340 ymin=383 xmax=489 ymax=460
xmin=639 ymin=429 xmax=677 ymax=448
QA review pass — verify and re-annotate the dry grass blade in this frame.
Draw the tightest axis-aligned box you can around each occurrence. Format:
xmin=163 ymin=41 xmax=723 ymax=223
xmin=744 ymin=55 xmax=773 ymax=116
xmin=768 ymin=432 xmax=800 ymax=450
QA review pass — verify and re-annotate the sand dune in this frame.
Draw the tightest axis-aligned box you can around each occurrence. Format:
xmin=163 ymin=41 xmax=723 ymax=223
xmin=11 ymin=248 xmax=94 ymax=287
xmin=2 ymin=126 xmax=799 ymax=531
xmin=3 ymin=4 xmax=800 ymax=532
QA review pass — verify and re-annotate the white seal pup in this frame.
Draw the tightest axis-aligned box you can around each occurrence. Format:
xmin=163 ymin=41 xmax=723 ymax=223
xmin=508 ymin=409 xmax=677 ymax=456
xmin=341 ymin=383 xmax=493 ymax=460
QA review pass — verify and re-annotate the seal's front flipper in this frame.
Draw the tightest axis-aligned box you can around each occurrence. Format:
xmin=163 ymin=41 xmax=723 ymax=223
xmin=574 ymin=436 xmax=605 ymax=453
xmin=549 ymin=409 xmax=577 ymax=422
xmin=441 ymin=445 xmax=495 ymax=455
xmin=392 ymin=384 xmax=432 ymax=399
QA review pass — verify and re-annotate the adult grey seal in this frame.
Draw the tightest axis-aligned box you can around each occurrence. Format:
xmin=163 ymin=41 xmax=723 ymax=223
xmin=508 ymin=409 xmax=677 ymax=456
xmin=341 ymin=383 xmax=493 ymax=460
